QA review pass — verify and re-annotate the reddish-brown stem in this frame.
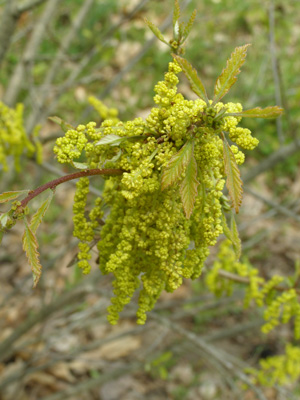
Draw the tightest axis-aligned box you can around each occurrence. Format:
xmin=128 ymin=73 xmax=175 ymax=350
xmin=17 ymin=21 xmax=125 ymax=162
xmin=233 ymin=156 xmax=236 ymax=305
xmin=18 ymin=168 xmax=124 ymax=210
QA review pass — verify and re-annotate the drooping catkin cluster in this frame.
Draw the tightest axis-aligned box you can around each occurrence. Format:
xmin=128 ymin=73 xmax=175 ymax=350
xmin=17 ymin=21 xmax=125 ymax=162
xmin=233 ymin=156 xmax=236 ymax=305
xmin=54 ymin=61 xmax=259 ymax=324
xmin=0 ymin=102 xmax=39 ymax=171
xmin=207 ymin=239 xmax=300 ymax=386
xmin=206 ymin=240 xmax=300 ymax=339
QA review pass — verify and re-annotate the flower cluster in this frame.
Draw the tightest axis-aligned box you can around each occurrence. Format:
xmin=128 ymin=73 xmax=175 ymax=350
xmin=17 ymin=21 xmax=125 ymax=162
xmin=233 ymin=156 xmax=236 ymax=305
xmin=249 ymin=343 xmax=300 ymax=386
xmin=0 ymin=102 xmax=38 ymax=171
xmin=54 ymin=61 xmax=260 ymax=324
xmin=207 ymin=240 xmax=300 ymax=339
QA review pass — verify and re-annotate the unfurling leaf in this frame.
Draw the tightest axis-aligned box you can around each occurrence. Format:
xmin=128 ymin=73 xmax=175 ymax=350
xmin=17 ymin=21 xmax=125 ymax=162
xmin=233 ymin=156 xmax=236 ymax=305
xmin=161 ymin=140 xmax=193 ymax=190
xmin=227 ymin=106 xmax=284 ymax=119
xmin=223 ymin=139 xmax=243 ymax=213
xmin=180 ymin=153 xmax=199 ymax=218
xmin=173 ymin=0 xmax=180 ymax=30
xmin=144 ymin=18 xmax=168 ymax=45
xmin=0 ymin=213 xmax=9 ymax=228
xmin=172 ymin=55 xmax=209 ymax=104
xmin=220 ymin=213 xmax=241 ymax=260
xmin=182 ymin=9 xmax=197 ymax=42
xmin=22 ymin=219 xmax=42 ymax=288
xmin=30 ymin=191 xmax=54 ymax=234
xmin=0 ymin=190 xmax=29 ymax=203
xmin=231 ymin=214 xmax=241 ymax=260
xmin=48 ymin=116 xmax=74 ymax=132
xmin=213 ymin=44 xmax=250 ymax=103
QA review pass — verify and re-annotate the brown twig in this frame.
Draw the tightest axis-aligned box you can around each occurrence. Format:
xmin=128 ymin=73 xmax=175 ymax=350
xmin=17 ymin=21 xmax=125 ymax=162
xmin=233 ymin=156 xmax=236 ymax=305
xmin=217 ymin=269 xmax=300 ymax=295
xmin=17 ymin=168 xmax=123 ymax=210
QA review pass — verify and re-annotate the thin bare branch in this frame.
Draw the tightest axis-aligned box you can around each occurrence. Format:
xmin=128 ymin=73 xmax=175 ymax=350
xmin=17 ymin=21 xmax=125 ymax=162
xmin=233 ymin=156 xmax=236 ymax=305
xmin=18 ymin=0 xmax=47 ymax=13
xmin=268 ymin=0 xmax=284 ymax=144
xmin=4 ymin=0 xmax=61 ymax=106
xmin=34 ymin=0 xmax=152 ymax=125
xmin=243 ymin=137 xmax=300 ymax=184
xmin=244 ymin=186 xmax=300 ymax=223
xmin=0 ymin=0 xmax=19 ymax=67
xmin=25 ymin=0 xmax=95 ymax=132
xmin=0 ymin=277 xmax=98 ymax=362
xmin=150 ymin=313 xmax=268 ymax=400
xmin=79 ymin=0 xmax=193 ymax=123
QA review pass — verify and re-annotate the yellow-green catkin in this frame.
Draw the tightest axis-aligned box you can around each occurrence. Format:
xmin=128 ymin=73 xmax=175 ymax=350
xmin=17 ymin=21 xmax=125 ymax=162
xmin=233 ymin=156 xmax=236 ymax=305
xmin=249 ymin=344 xmax=300 ymax=386
xmin=0 ymin=102 xmax=38 ymax=171
xmin=208 ymin=240 xmax=300 ymax=336
xmin=54 ymin=62 xmax=260 ymax=324
xmin=88 ymin=96 xmax=119 ymax=124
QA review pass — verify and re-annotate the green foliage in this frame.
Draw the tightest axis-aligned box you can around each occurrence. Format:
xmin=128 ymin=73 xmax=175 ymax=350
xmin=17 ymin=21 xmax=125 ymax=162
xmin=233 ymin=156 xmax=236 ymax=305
xmin=248 ymin=344 xmax=300 ymax=387
xmin=0 ymin=190 xmax=29 ymax=204
xmin=0 ymin=102 xmax=39 ymax=171
xmin=222 ymin=137 xmax=243 ymax=213
xmin=179 ymin=152 xmax=199 ymax=218
xmin=145 ymin=351 xmax=174 ymax=380
xmin=22 ymin=219 xmax=42 ymax=288
xmin=207 ymin=240 xmax=300 ymax=386
xmin=173 ymin=54 xmax=209 ymax=103
xmin=213 ymin=44 xmax=250 ymax=104
xmin=29 ymin=191 xmax=54 ymax=234
xmin=161 ymin=139 xmax=193 ymax=190
xmin=145 ymin=1 xmax=196 ymax=55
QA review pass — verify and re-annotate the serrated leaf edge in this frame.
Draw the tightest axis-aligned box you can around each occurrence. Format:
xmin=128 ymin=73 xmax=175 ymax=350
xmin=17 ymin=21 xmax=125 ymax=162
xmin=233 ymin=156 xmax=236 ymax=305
xmin=223 ymin=139 xmax=243 ymax=213
xmin=22 ymin=219 xmax=42 ymax=288
xmin=180 ymin=153 xmax=199 ymax=218
xmin=30 ymin=191 xmax=54 ymax=234
xmin=172 ymin=55 xmax=209 ymax=104
xmin=161 ymin=140 xmax=193 ymax=190
xmin=213 ymin=44 xmax=250 ymax=104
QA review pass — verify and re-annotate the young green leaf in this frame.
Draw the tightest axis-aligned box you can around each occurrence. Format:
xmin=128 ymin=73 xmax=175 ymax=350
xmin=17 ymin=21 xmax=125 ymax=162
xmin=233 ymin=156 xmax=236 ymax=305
xmin=173 ymin=0 xmax=180 ymax=25
xmin=96 ymin=134 xmax=145 ymax=147
xmin=161 ymin=140 xmax=193 ymax=190
xmin=95 ymin=134 xmax=124 ymax=146
xmin=213 ymin=44 xmax=250 ymax=104
xmin=0 ymin=190 xmax=29 ymax=204
xmin=71 ymin=161 xmax=89 ymax=170
xmin=230 ymin=214 xmax=241 ymax=260
xmin=223 ymin=139 xmax=243 ymax=213
xmin=48 ymin=116 xmax=74 ymax=132
xmin=22 ymin=219 xmax=42 ymax=288
xmin=30 ymin=191 xmax=54 ymax=234
xmin=173 ymin=0 xmax=180 ymax=35
xmin=173 ymin=55 xmax=209 ymax=104
xmin=226 ymin=106 xmax=284 ymax=119
xmin=220 ymin=213 xmax=232 ymax=240
xmin=220 ymin=213 xmax=241 ymax=260
xmin=0 ymin=213 xmax=9 ymax=228
xmin=144 ymin=18 xmax=168 ymax=45
xmin=102 ymin=149 xmax=122 ymax=167
xmin=182 ymin=9 xmax=197 ymax=42
xmin=180 ymin=153 xmax=199 ymax=218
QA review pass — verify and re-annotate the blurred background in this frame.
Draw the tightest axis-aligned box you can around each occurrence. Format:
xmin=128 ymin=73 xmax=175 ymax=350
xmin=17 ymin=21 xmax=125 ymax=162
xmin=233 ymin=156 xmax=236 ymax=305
xmin=0 ymin=0 xmax=300 ymax=399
